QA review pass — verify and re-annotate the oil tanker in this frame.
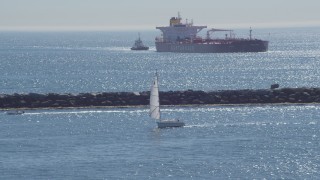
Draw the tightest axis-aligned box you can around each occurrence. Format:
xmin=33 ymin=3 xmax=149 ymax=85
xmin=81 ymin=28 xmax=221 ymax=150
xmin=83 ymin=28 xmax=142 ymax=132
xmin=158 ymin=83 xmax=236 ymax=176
xmin=155 ymin=13 xmax=269 ymax=53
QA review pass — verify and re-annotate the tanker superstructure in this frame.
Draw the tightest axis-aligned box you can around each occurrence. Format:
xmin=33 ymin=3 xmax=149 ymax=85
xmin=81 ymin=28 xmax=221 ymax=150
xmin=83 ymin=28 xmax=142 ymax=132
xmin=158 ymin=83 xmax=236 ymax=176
xmin=155 ymin=13 xmax=268 ymax=53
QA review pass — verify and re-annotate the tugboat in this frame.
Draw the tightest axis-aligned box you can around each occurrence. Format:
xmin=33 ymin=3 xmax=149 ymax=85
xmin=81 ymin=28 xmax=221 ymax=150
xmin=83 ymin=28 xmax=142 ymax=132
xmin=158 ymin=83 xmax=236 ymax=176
xmin=131 ymin=33 xmax=149 ymax=50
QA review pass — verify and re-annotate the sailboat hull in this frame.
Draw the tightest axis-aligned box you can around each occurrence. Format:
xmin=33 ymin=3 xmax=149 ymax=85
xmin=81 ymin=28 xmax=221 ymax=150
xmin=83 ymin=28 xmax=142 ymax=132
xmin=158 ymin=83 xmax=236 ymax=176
xmin=157 ymin=120 xmax=185 ymax=128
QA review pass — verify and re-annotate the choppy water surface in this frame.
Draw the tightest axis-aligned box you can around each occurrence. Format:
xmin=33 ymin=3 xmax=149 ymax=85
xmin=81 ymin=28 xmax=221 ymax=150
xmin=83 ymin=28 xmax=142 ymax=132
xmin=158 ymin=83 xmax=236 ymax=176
xmin=1 ymin=27 xmax=320 ymax=179
xmin=1 ymin=105 xmax=320 ymax=179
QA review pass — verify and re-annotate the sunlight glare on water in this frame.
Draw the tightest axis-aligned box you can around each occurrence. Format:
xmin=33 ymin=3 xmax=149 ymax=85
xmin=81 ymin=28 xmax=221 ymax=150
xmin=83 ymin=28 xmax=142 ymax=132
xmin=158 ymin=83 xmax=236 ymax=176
xmin=1 ymin=27 xmax=320 ymax=179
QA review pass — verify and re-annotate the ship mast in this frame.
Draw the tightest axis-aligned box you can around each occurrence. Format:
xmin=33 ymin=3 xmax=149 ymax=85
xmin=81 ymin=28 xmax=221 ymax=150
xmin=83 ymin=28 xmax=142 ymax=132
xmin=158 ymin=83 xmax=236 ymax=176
xmin=178 ymin=12 xmax=182 ymax=22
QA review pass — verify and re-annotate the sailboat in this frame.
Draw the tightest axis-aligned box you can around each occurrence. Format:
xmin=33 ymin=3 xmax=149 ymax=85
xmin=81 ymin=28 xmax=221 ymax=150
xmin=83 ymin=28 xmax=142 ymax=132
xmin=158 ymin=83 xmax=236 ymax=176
xmin=149 ymin=72 xmax=185 ymax=128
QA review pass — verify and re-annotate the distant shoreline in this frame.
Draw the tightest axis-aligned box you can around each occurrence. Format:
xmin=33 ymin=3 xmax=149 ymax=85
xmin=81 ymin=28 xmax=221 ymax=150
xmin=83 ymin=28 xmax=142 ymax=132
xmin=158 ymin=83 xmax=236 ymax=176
xmin=1 ymin=25 xmax=320 ymax=32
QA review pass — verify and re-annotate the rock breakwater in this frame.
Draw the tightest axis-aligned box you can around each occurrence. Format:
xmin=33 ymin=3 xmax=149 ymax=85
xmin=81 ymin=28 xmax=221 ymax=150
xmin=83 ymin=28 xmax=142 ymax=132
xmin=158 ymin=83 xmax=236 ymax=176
xmin=1 ymin=87 xmax=320 ymax=109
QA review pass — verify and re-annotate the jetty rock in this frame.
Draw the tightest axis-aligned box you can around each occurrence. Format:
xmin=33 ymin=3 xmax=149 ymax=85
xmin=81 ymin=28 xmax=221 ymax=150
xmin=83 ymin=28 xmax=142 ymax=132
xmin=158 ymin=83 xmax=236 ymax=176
xmin=1 ymin=87 xmax=320 ymax=109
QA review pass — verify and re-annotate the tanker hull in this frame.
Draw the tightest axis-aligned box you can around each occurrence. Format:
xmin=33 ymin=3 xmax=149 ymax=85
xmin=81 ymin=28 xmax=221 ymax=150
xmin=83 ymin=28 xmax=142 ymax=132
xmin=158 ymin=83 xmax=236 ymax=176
xmin=156 ymin=40 xmax=269 ymax=53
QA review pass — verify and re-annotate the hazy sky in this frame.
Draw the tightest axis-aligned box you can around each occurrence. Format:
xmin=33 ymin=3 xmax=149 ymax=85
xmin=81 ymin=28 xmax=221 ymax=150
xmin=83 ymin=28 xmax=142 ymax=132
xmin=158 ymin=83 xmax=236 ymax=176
xmin=1 ymin=0 xmax=320 ymax=31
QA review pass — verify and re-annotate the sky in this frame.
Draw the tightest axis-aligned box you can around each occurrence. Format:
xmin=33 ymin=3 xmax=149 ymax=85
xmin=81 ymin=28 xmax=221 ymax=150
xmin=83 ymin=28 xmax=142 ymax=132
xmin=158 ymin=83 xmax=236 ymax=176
xmin=1 ymin=0 xmax=320 ymax=31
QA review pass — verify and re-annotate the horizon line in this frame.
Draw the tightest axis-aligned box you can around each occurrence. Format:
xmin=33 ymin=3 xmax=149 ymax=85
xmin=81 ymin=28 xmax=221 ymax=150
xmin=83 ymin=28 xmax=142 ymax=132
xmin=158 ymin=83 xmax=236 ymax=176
xmin=1 ymin=21 xmax=320 ymax=32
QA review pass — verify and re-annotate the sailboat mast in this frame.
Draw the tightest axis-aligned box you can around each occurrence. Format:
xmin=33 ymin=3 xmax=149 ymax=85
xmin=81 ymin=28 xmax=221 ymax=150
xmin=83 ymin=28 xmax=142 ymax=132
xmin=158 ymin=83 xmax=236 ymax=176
xmin=155 ymin=70 xmax=161 ymax=120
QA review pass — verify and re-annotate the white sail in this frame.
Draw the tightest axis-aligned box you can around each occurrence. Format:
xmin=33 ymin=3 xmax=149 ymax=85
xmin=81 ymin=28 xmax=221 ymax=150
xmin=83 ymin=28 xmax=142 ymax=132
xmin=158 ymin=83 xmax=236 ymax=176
xmin=150 ymin=73 xmax=160 ymax=120
xmin=149 ymin=72 xmax=185 ymax=128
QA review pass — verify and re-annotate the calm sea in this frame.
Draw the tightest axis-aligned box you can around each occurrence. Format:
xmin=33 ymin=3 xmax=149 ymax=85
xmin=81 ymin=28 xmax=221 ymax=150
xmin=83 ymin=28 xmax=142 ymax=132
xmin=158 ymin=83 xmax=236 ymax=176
xmin=0 ymin=27 xmax=320 ymax=179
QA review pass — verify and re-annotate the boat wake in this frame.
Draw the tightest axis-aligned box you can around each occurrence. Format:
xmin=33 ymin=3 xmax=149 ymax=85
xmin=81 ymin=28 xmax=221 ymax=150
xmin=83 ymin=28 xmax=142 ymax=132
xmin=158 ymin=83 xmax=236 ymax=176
xmin=104 ymin=47 xmax=132 ymax=51
xmin=184 ymin=123 xmax=216 ymax=128
xmin=24 ymin=109 xmax=148 ymax=115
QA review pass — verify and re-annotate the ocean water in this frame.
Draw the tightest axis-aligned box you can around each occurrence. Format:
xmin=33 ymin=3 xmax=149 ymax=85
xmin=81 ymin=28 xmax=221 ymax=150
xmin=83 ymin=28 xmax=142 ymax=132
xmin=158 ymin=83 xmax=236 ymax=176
xmin=1 ymin=28 xmax=320 ymax=94
xmin=1 ymin=27 xmax=320 ymax=179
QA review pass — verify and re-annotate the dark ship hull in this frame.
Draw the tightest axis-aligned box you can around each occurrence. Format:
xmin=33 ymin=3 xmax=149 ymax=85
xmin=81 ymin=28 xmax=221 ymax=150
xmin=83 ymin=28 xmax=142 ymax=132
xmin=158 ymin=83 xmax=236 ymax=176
xmin=131 ymin=47 xmax=149 ymax=50
xmin=156 ymin=39 xmax=268 ymax=53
